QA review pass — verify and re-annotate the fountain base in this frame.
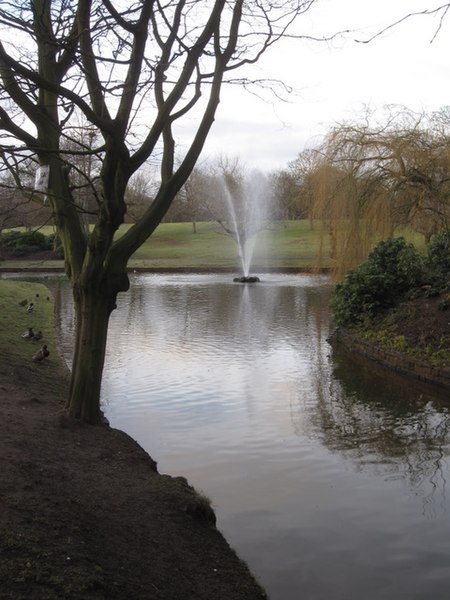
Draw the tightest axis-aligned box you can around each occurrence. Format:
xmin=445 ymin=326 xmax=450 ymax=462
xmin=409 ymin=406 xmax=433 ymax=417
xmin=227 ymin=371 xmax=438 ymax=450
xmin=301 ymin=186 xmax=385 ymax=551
xmin=233 ymin=276 xmax=261 ymax=283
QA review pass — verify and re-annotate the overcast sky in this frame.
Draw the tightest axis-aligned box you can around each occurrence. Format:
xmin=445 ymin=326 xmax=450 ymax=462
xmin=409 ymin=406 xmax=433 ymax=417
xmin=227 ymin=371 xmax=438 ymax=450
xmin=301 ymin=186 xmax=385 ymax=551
xmin=188 ymin=0 xmax=450 ymax=174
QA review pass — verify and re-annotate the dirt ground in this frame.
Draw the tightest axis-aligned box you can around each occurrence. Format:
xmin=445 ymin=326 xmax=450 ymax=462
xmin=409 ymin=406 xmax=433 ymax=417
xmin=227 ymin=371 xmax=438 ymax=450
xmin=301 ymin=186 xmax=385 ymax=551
xmin=0 ymin=350 xmax=268 ymax=599
xmin=368 ymin=290 xmax=450 ymax=358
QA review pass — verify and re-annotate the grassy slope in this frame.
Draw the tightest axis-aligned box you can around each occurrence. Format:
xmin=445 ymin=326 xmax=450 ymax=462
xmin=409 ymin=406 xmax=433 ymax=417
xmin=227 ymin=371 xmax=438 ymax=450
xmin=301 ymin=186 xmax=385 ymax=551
xmin=0 ymin=280 xmax=69 ymax=389
xmin=0 ymin=220 xmax=331 ymax=270
xmin=122 ymin=220 xmax=331 ymax=269
xmin=1 ymin=220 xmax=428 ymax=272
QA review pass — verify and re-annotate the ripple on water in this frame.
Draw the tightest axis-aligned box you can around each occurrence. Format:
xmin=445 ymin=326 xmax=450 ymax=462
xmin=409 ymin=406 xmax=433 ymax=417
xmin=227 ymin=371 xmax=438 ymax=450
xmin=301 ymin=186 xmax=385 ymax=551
xmin=55 ymin=273 xmax=450 ymax=600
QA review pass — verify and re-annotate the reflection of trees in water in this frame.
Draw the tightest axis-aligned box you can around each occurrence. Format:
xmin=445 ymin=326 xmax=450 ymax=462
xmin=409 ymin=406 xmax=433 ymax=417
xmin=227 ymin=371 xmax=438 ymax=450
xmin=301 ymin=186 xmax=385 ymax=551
xmin=57 ymin=273 xmax=450 ymax=517
xmin=57 ymin=272 xmax=450 ymax=518
xmin=104 ymin=275 xmax=335 ymax=425
xmin=404 ymin=411 xmax=449 ymax=519
xmin=308 ymin=345 xmax=450 ymax=518
xmin=121 ymin=276 xmax=332 ymax=354
xmin=51 ymin=275 xmax=150 ymax=364
xmin=119 ymin=277 xmax=147 ymax=322
xmin=287 ymin=281 xmax=335 ymax=432
xmin=46 ymin=276 xmax=75 ymax=367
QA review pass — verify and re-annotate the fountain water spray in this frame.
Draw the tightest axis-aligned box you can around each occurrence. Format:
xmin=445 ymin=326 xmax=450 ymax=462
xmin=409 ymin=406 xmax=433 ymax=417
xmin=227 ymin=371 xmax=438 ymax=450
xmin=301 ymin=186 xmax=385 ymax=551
xmin=219 ymin=171 xmax=274 ymax=282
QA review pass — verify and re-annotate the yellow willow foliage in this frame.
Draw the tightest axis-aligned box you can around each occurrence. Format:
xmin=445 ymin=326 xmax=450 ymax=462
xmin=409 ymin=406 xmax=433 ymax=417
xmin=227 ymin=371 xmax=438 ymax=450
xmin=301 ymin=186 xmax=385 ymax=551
xmin=310 ymin=167 xmax=393 ymax=280
xmin=304 ymin=107 xmax=450 ymax=279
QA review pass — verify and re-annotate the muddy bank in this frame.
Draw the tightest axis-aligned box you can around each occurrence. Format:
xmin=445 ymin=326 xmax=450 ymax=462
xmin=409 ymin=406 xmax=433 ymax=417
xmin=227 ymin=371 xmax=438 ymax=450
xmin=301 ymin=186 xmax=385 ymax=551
xmin=0 ymin=351 xmax=267 ymax=600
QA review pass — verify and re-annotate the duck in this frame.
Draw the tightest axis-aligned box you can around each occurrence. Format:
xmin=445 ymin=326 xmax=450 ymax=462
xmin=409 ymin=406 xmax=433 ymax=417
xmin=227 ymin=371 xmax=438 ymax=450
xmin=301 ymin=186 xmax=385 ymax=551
xmin=27 ymin=302 xmax=35 ymax=313
xmin=32 ymin=348 xmax=45 ymax=362
xmin=22 ymin=327 xmax=34 ymax=340
xmin=32 ymin=345 xmax=49 ymax=362
xmin=19 ymin=298 xmax=28 ymax=306
xmin=33 ymin=330 xmax=43 ymax=341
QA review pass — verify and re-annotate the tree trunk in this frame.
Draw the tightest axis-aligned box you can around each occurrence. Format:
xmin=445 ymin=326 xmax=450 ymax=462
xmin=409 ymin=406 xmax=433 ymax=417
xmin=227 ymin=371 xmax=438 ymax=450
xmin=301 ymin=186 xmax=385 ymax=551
xmin=66 ymin=282 xmax=118 ymax=424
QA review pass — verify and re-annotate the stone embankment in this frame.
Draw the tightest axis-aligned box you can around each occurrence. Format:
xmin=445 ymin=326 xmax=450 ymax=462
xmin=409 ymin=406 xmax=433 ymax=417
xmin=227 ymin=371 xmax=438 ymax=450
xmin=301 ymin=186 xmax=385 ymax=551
xmin=331 ymin=328 xmax=450 ymax=392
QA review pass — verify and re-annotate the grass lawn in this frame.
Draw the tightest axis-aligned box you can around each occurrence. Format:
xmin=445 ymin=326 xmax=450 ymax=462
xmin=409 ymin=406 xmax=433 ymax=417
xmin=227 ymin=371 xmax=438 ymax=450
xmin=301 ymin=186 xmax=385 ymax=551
xmin=1 ymin=219 xmax=427 ymax=272
xmin=0 ymin=280 xmax=69 ymax=388
xmin=1 ymin=220 xmax=332 ymax=271
xmin=128 ymin=220 xmax=330 ymax=270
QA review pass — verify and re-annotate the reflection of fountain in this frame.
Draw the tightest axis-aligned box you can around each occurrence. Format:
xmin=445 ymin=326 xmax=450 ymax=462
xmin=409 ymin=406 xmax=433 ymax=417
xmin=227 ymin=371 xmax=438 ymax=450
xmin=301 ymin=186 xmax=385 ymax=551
xmin=219 ymin=171 xmax=273 ymax=282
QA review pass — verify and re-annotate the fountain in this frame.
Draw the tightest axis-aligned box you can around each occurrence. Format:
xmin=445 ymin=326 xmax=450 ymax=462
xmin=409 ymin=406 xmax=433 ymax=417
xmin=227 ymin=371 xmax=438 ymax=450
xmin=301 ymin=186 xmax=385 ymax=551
xmin=233 ymin=275 xmax=261 ymax=283
xmin=219 ymin=171 xmax=274 ymax=283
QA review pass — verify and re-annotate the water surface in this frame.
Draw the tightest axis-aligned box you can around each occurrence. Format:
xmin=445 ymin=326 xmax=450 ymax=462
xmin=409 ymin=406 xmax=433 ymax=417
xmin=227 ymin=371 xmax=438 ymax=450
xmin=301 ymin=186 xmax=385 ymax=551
xmin=31 ymin=273 xmax=450 ymax=599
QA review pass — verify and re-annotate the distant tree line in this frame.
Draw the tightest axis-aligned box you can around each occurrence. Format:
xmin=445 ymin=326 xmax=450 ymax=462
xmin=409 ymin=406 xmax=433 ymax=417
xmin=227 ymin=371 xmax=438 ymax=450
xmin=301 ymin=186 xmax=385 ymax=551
xmin=2 ymin=106 xmax=449 ymax=279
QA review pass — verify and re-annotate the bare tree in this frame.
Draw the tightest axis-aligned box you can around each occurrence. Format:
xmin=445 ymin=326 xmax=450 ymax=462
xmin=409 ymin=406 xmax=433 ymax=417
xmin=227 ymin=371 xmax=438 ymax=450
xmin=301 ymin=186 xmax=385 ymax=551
xmin=125 ymin=171 xmax=154 ymax=224
xmin=281 ymin=148 xmax=328 ymax=222
xmin=165 ymin=165 xmax=214 ymax=230
xmin=0 ymin=178 xmax=20 ymax=232
xmin=0 ymin=163 xmax=53 ymax=231
xmin=0 ymin=0 xmax=318 ymax=423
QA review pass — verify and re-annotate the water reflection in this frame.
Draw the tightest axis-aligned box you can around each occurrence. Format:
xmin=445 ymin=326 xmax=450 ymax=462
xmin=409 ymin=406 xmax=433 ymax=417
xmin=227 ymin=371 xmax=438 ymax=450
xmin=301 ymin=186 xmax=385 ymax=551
xmin=6 ymin=271 xmax=450 ymax=600
xmin=323 ymin=348 xmax=450 ymax=519
xmin=101 ymin=275 xmax=334 ymax=447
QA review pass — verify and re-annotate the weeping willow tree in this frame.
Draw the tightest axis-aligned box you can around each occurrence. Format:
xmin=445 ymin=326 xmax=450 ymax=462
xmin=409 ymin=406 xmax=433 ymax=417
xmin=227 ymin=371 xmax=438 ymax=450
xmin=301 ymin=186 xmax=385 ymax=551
xmin=307 ymin=150 xmax=394 ymax=280
xmin=297 ymin=107 xmax=450 ymax=279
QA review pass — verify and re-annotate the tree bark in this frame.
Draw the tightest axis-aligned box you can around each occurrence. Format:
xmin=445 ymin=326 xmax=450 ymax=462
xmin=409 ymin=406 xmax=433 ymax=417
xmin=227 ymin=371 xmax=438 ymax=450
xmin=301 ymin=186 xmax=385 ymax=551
xmin=67 ymin=278 xmax=121 ymax=424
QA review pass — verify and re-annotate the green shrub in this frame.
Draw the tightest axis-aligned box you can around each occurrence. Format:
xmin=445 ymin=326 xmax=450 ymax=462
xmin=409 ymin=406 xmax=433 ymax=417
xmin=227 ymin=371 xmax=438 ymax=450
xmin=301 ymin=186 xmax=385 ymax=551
xmin=0 ymin=230 xmax=56 ymax=255
xmin=427 ymin=228 xmax=450 ymax=280
xmin=332 ymin=237 xmax=424 ymax=327
xmin=0 ymin=231 xmax=22 ymax=248
xmin=364 ymin=236 xmax=424 ymax=291
xmin=332 ymin=265 xmax=383 ymax=326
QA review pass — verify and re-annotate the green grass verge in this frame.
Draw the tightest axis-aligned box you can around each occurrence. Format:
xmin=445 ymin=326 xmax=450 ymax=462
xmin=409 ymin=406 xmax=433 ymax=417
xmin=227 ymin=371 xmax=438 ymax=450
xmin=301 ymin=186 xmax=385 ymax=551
xmin=0 ymin=280 xmax=69 ymax=390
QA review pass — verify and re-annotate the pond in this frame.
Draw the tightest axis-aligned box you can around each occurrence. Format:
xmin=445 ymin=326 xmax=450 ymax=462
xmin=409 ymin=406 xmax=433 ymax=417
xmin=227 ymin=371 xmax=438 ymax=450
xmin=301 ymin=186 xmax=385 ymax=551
xmin=20 ymin=272 xmax=450 ymax=599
